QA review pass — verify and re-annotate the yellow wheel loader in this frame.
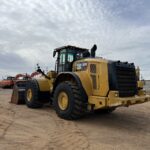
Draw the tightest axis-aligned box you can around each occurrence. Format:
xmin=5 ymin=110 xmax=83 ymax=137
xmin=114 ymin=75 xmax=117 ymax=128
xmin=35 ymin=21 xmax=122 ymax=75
xmin=16 ymin=45 xmax=150 ymax=120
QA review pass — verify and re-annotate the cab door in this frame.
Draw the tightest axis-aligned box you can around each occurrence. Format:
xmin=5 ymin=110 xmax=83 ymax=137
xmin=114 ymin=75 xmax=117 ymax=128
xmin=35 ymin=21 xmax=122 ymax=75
xmin=57 ymin=50 xmax=75 ymax=73
xmin=58 ymin=52 xmax=66 ymax=72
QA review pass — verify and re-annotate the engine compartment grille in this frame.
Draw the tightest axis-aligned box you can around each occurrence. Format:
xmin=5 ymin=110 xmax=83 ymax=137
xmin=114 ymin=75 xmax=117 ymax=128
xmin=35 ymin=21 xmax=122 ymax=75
xmin=90 ymin=64 xmax=96 ymax=73
xmin=109 ymin=61 xmax=137 ymax=97
xmin=116 ymin=63 xmax=137 ymax=97
xmin=90 ymin=75 xmax=97 ymax=89
xmin=90 ymin=64 xmax=97 ymax=89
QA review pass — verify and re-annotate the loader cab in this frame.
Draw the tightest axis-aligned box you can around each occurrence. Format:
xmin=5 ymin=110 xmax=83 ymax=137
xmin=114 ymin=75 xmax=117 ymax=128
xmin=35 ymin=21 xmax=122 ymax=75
xmin=53 ymin=45 xmax=89 ymax=73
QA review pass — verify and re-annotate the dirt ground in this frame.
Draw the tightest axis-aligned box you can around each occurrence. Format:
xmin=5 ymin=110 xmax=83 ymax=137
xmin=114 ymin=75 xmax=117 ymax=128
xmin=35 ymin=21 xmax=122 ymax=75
xmin=0 ymin=89 xmax=150 ymax=150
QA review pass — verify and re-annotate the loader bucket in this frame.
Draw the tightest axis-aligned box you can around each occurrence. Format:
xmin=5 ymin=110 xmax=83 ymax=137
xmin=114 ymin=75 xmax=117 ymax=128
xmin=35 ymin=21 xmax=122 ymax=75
xmin=10 ymin=80 xmax=27 ymax=104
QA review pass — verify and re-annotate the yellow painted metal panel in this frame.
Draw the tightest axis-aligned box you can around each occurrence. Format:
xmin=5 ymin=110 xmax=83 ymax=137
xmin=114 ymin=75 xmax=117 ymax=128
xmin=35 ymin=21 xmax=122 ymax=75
xmin=88 ymin=91 xmax=150 ymax=110
xmin=37 ymin=78 xmax=53 ymax=92
xmin=75 ymin=71 xmax=93 ymax=96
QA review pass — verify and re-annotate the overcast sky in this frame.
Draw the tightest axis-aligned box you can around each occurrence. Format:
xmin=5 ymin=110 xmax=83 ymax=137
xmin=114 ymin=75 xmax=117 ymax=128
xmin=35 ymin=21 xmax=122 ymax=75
xmin=0 ymin=0 xmax=150 ymax=79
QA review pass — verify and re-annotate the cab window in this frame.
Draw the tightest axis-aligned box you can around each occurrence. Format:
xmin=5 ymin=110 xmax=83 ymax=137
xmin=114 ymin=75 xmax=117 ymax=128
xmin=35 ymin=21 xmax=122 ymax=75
xmin=60 ymin=53 xmax=66 ymax=64
xmin=67 ymin=53 xmax=74 ymax=62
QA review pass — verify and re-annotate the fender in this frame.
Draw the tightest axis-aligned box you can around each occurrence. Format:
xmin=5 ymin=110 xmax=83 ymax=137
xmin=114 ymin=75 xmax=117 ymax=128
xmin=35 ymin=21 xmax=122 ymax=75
xmin=53 ymin=72 xmax=88 ymax=100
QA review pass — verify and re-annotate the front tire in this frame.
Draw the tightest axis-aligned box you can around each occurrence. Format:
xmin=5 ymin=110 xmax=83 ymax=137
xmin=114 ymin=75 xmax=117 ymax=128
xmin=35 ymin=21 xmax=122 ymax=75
xmin=25 ymin=80 xmax=43 ymax=108
xmin=53 ymin=81 xmax=87 ymax=120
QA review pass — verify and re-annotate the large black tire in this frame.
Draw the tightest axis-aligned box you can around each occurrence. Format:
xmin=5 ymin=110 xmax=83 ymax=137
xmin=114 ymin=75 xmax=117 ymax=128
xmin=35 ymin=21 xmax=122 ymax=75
xmin=53 ymin=81 xmax=87 ymax=120
xmin=25 ymin=80 xmax=43 ymax=108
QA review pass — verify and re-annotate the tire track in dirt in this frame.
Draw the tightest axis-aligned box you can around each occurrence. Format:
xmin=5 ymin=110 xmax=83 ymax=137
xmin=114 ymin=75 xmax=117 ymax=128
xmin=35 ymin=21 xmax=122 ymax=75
xmin=1 ymin=90 xmax=94 ymax=149
xmin=0 ymin=106 xmax=16 ymax=139
xmin=46 ymin=113 xmax=90 ymax=150
xmin=1 ymin=89 xmax=149 ymax=150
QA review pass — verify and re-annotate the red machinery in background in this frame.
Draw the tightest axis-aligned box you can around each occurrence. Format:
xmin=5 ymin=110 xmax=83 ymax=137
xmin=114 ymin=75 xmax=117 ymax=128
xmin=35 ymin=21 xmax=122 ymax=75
xmin=0 ymin=76 xmax=15 ymax=88
xmin=30 ymin=71 xmax=40 ymax=78
xmin=11 ymin=71 xmax=41 ymax=104
xmin=0 ymin=72 xmax=40 ymax=89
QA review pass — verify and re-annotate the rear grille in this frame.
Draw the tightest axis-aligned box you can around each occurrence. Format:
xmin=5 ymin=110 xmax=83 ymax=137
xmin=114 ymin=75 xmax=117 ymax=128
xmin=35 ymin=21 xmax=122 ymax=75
xmin=116 ymin=64 xmax=137 ymax=97
xmin=108 ymin=61 xmax=137 ymax=97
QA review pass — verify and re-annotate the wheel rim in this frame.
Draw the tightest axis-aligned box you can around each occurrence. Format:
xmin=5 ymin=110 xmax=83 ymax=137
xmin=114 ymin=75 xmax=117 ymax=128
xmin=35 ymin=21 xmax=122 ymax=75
xmin=27 ymin=89 xmax=32 ymax=102
xmin=58 ymin=92 xmax=69 ymax=110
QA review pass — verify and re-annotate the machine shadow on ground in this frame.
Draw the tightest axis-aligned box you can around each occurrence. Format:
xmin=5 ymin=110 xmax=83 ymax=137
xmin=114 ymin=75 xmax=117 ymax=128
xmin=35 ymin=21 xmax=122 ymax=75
xmin=74 ymin=108 xmax=150 ymax=133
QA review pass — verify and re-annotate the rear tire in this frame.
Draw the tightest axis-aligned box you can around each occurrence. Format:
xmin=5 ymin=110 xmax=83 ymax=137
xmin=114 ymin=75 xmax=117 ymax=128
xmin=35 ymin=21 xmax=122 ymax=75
xmin=53 ymin=81 xmax=87 ymax=120
xmin=25 ymin=80 xmax=43 ymax=108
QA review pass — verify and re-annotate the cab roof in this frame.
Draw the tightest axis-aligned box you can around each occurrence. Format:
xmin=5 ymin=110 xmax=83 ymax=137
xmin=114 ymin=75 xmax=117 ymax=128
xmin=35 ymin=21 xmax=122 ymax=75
xmin=54 ymin=45 xmax=88 ymax=53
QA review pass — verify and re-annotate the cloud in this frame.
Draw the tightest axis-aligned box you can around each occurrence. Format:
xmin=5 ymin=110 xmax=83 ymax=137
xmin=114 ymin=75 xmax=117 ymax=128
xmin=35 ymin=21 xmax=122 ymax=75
xmin=0 ymin=0 xmax=150 ymax=79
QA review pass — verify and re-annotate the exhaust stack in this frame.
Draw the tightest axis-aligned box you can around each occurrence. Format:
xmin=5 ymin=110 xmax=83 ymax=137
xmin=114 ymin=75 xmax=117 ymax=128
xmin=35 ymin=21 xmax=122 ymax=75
xmin=90 ymin=44 xmax=97 ymax=57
